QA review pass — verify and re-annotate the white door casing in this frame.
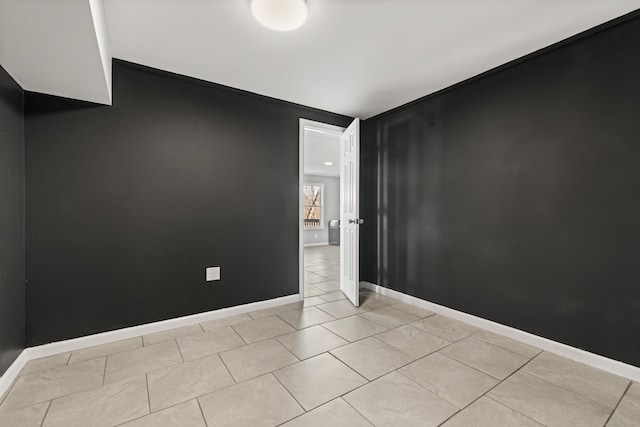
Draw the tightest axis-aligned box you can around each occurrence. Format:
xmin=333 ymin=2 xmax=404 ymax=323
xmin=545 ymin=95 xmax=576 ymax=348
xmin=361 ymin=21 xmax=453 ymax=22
xmin=340 ymin=118 xmax=361 ymax=306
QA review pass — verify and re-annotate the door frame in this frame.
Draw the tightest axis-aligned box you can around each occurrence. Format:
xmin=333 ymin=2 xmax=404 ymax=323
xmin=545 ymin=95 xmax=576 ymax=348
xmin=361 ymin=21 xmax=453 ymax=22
xmin=299 ymin=118 xmax=346 ymax=300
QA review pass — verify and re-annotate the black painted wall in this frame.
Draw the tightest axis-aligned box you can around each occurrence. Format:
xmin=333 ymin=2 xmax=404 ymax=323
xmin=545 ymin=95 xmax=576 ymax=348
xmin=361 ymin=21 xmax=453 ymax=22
xmin=25 ymin=60 xmax=351 ymax=346
xmin=361 ymin=15 xmax=640 ymax=366
xmin=0 ymin=65 xmax=25 ymax=375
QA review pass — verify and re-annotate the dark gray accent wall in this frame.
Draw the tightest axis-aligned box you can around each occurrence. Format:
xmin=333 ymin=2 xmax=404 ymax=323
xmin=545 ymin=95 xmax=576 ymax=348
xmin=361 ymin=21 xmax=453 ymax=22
xmin=25 ymin=60 xmax=351 ymax=346
xmin=361 ymin=14 xmax=640 ymax=366
xmin=0 ymin=65 xmax=25 ymax=375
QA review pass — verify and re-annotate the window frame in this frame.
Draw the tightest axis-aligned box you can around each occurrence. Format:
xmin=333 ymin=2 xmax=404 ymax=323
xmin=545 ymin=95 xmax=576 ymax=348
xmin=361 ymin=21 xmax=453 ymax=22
xmin=303 ymin=182 xmax=325 ymax=230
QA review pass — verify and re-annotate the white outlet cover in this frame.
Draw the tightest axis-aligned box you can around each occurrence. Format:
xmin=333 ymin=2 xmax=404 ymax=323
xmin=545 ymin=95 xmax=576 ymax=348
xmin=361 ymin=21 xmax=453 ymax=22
xmin=206 ymin=266 xmax=220 ymax=281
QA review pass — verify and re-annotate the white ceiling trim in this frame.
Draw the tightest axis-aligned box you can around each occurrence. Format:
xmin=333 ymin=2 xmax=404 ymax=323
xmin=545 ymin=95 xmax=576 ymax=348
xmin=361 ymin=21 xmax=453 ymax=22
xmin=1 ymin=1 xmax=639 ymax=116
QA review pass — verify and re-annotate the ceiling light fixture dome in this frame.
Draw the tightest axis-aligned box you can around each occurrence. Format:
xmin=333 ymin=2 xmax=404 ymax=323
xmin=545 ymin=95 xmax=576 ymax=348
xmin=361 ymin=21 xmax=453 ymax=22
xmin=251 ymin=0 xmax=308 ymax=32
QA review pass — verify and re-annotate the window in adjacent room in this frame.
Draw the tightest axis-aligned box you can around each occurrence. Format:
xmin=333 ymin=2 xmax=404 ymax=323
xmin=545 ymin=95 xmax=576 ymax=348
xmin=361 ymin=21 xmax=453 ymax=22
xmin=303 ymin=183 xmax=324 ymax=229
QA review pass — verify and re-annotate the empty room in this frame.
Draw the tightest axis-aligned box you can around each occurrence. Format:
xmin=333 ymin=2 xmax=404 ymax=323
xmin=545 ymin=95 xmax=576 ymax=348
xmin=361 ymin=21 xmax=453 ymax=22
xmin=1 ymin=1 xmax=640 ymax=426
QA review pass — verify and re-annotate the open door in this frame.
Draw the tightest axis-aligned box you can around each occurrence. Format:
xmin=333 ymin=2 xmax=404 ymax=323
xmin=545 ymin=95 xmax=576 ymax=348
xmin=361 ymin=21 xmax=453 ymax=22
xmin=339 ymin=118 xmax=361 ymax=306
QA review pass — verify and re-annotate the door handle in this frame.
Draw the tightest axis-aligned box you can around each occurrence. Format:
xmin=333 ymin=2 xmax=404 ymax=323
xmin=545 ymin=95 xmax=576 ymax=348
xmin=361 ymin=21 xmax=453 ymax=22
xmin=348 ymin=219 xmax=365 ymax=225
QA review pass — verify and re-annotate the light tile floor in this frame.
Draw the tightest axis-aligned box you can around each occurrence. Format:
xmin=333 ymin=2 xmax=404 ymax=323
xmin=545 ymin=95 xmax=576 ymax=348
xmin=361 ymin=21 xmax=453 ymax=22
xmin=1 ymin=245 xmax=638 ymax=426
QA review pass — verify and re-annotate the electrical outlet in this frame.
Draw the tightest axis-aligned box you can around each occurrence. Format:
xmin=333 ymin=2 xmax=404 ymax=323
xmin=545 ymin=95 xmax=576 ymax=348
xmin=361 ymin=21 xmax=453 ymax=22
xmin=206 ymin=266 xmax=220 ymax=281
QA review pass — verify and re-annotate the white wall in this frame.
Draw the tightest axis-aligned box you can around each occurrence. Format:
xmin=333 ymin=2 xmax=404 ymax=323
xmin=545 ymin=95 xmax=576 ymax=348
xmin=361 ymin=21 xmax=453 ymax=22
xmin=303 ymin=174 xmax=339 ymax=245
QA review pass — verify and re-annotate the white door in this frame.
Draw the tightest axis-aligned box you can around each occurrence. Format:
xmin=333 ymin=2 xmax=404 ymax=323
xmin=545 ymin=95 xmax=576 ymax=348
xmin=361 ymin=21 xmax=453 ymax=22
xmin=340 ymin=118 xmax=361 ymax=306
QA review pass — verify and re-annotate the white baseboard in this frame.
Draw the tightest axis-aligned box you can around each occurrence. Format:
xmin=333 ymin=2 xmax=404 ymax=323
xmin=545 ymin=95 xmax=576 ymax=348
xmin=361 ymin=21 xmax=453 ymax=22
xmin=0 ymin=350 xmax=28 ymax=401
xmin=0 ymin=293 xmax=300 ymax=400
xmin=362 ymin=281 xmax=640 ymax=382
xmin=303 ymin=242 xmax=329 ymax=247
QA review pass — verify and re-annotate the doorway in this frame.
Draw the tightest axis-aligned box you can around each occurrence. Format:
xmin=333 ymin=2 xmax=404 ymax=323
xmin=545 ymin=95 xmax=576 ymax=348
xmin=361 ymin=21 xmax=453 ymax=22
xmin=298 ymin=118 xmax=361 ymax=306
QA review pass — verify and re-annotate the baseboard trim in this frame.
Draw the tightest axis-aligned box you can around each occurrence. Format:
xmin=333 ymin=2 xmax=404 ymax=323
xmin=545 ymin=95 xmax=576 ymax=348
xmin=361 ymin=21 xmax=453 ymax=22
xmin=303 ymin=242 xmax=329 ymax=247
xmin=27 ymin=293 xmax=300 ymax=360
xmin=361 ymin=281 xmax=640 ymax=382
xmin=0 ymin=350 xmax=28 ymax=402
xmin=3 ymin=293 xmax=299 ymax=399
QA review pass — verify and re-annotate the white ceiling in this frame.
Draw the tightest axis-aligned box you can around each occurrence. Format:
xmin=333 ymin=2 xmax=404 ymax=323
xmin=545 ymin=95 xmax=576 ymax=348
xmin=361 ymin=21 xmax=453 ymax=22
xmin=0 ymin=0 xmax=112 ymax=105
xmin=1 ymin=1 xmax=640 ymax=117
xmin=304 ymin=129 xmax=340 ymax=177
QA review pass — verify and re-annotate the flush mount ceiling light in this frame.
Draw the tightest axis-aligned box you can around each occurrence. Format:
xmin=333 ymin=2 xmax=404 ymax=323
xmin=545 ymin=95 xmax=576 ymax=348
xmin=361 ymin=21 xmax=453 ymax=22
xmin=251 ymin=0 xmax=308 ymax=31
xmin=324 ymin=162 xmax=333 ymax=166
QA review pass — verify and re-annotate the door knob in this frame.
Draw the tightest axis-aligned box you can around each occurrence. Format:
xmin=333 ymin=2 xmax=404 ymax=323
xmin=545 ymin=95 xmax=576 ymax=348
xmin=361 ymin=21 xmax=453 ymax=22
xmin=348 ymin=219 xmax=365 ymax=224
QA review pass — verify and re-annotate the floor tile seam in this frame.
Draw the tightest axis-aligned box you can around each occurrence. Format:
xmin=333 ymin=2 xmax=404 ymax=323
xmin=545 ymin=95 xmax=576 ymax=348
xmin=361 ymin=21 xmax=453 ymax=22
xmin=435 ymin=351 xmax=543 ymax=426
xmin=462 ymin=335 xmax=537 ymax=361
xmin=270 ymin=372 xmax=308 ymax=415
xmin=341 ymin=396 xmax=377 ymax=427
xmin=7 ymin=366 xmax=117 ymax=417
xmin=105 ymin=357 xmax=184 ymax=386
xmin=229 ymin=324 xmax=250 ymax=345
xmin=357 ymin=312 xmax=421 ymax=330
xmin=517 ymin=360 xmax=626 ymax=412
xmin=409 ymin=322 xmax=476 ymax=343
xmin=144 ymin=329 xmax=205 ymax=347
xmin=216 ymin=352 xmax=238 ymax=390
xmin=433 ymin=349 xmax=516 ymax=382
xmin=68 ymin=336 xmax=144 ymax=365
xmin=469 ymin=330 xmax=544 ymax=359
xmin=144 ymin=373 xmax=152 ymax=416
xmin=0 ymin=371 xmax=22 ymax=407
xmin=174 ymin=339 xmax=186 ymax=363
xmin=147 ymin=379 xmax=236 ymax=415
xmin=0 ymin=396 xmax=52 ymax=417
xmin=484 ymin=395 xmax=548 ymax=427
xmin=438 ymin=341 xmax=532 ymax=381
xmin=101 ymin=355 xmax=108 ymax=385
xmin=196 ymin=397 xmax=211 ymax=427
xmin=38 ymin=400 xmax=52 ymax=427
xmin=603 ymin=379 xmax=632 ymax=427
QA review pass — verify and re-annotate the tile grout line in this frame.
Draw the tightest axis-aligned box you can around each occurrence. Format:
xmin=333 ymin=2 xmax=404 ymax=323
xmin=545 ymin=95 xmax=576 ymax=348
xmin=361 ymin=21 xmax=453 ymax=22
xmin=174 ymin=339 xmax=186 ymax=363
xmin=484 ymin=395 xmax=546 ymax=426
xmin=196 ymin=398 xmax=210 ymax=427
xmin=101 ymin=356 xmax=108 ymax=385
xmin=145 ymin=373 xmax=151 ymax=414
xmin=271 ymin=372 xmax=308 ymax=417
xmin=434 ymin=350 xmax=544 ymax=426
xmin=38 ymin=400 xmax=52 ymax=427
xmin=603 ymin=380 xmax=632 ymax=426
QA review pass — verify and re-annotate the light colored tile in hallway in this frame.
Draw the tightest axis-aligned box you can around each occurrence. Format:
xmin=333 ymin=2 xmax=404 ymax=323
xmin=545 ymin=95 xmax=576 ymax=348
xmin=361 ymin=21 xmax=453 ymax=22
xmin=488 ymin=371 xmax=612 ymax=427
xmin=42 ymin=375 xmax=148 ymax=427
xmin=412 ymin=314 xmax=479 ymax=342
xmin=0 ymin=402 xmax=49 ymax=427
xmin=521 ymin=351 xmax=629 ymax=408
xmin=68 ymin=337 xmax=142 ymax=364
xmin=198 ymin=374 xmax=303 ymax=427
xmin=200 ymin=313 xmax=253 ymax=332
xmin=0 ymin=357 xmax=105 ymax=412
xmin=277 ymin=306 xmax=336 ymax=329
xmin=281 ymin=398 xmax=373 ymax=427
xmin=104 ymin=340 xmax=183 ymax=384
xmin=20 ymin=353 xmax=71 ymax=376
xmin=399 ymin=352 xmax=498 ymax=408
xmin=322 ymin=315 xmax=388 ymax=342
xmin=120 ymin=400 xmax=207 ymax=427
xmin=220 ymin=338 xmax=298 ymax=383
xmin=147 ymin=354 xmax=235 ymax=412
xmin=176 ymin=326 xmax=245 ymax=361
xmin=232 ymin=316 xmax=295 ymax=343
xmin=143 ymin=324 xmax=203 ymax=346
xmin=331 ymin=337 xmax=413 ymax=380
xmin=376 ymin=324 xmax=449 ymax=359
xmin=440 ymin=337 xmax=529 ymax=380
xmin=442 ymin=396 xmax=544 ymax=427
xmin=276 ymin=325 xmax=348 ymax=360
xmin=344 ymin=372 xmax=458 ymax=427
xmin=359 ymin=305 xmax=422 ymax=329
xmin=273 ymin=353 xmax=367 ymax=410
